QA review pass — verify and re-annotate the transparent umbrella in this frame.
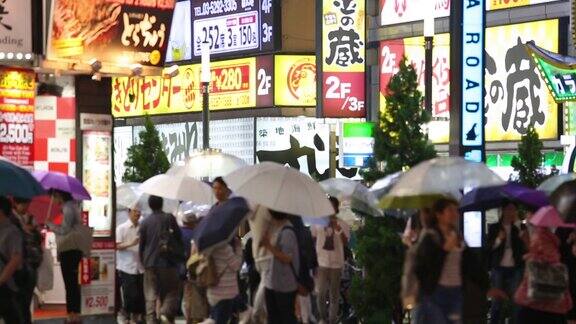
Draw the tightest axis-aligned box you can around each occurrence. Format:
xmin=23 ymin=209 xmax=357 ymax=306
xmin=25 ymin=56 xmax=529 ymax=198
xmin=538 ymin=173 xmax=576 ymax=194
xmin=139 ymin=174 xmax=214 ymax=205
xmin=116 ymin=182 xmax=179 ymax=214
xmin=381 ymin=157 xmax=504 ymax=209
xmin=319 ymin=178 xmax=382 ymax=217
xmin=167 ymin=148 xmax=247 ymax=180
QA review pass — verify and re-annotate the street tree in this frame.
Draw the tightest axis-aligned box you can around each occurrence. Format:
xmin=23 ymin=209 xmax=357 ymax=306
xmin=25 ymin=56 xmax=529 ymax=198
xmin=511 ymin=126 xmax=547 ymax=188
xmin=352 ymin=57 xmax=437 ymax=323
xmin=122 ymin=115 xmax=170 ymax=183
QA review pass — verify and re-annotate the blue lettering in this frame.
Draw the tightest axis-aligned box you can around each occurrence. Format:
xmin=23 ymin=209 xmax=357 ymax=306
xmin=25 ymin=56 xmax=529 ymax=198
xmin=466 ymin=56 xmax=480 ymax=67
xmin=465 ymin=79 xmax=479 ymax=90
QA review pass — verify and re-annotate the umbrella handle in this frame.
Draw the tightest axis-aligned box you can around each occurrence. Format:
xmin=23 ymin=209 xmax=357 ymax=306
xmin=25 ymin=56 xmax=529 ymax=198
xmin=46 ymin=196 xmax=53 ymax=222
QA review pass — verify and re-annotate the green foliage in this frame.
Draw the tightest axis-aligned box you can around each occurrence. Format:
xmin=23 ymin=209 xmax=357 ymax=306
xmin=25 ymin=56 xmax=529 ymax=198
xmin=353 ymin=57 xmax=437 ymax=322
xmin=350 ymin=216 xmax=405 ymax=323
xmin=511 ymin=127 xmax=547 ymax=188
xmin=367 ymin=57 xmax=437 ymax=177
xmin=122 ymin=115 xmax=170 ymax=183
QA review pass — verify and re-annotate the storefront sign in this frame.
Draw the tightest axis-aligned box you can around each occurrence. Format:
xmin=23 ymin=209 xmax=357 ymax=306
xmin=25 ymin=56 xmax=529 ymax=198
xmin=166 ymin=0 xmax=192 ymax=62
xmin=460 ymin=0 xmax=485 ymax=162
xmin=82 ymin=129 xmax=112 ymax=237
xmin=484 ymin=19 xmax=559 ymax=141
xmin=380 ymin=0 xmax=558 ymax=26
xmin=379 ymin=19 xmax=559 ymax=142
xmin=380 ymin=34 xmax=451 ymax=143
xmin=131 ymin=118 xmax=254 ymax=165
xmin=525 ymin=42 xmax=576 ymax=103
xmin=112 ymin=55 xmax=273 ymax=117
xmin=81 ymin=240 xmax=115 ymax=315
xmin=256 ymin=117 xmax=331 ymax=179
xmin=80 ymin=113 xmax=113 ymax=132
xmin=340 ymin=122 xmax=374 ymax=167
xmin=47 ymin=0 xmax=174 ymax=66
xmin=0 ymin=0 xmax=32 ymax=56
xmin=191 ymin=0 xmax=276 ymax=59
xmin=320 ymin=0 xmax=365 ymax=117
xmin=0 ymin=68 xmax=35 ymax=167
xmin=275 ymin=55 xmax=316 ymax=107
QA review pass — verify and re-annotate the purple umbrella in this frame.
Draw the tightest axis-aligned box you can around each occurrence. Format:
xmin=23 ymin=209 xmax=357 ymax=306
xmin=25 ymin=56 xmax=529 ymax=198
xmin=460 ymin=183 xmax=549 ymax=212
xmin=32 ymin=170 xmax=91 ymax=200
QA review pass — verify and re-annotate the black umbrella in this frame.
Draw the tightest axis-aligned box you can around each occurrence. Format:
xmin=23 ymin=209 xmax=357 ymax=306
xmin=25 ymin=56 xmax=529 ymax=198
xmin=193 ymin=197 xmax=250 ymax=252
xmin=550 ymin=180 xmax=576 ymax=223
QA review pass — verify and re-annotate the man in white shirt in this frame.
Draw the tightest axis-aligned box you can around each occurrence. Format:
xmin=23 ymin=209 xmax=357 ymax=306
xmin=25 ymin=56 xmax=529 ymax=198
xmin=312 ymin=197 xmax=350 ymax=324
xmin=116 ymin=207 xmax=145 ymax=323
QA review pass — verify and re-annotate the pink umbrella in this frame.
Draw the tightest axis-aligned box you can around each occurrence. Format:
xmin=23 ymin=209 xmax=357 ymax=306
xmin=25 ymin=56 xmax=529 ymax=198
xmin=530 ymin=206 xmax=576 ymax=228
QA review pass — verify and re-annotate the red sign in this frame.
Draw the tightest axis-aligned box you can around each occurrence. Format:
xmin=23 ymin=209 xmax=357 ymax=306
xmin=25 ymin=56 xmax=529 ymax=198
xmin=81 ymin=258 xmax=91 ymax=285
xmin=322 ymin=72 xmax=366 ymax=118
xmin=0 ymin=68 xmax=35 ymax=167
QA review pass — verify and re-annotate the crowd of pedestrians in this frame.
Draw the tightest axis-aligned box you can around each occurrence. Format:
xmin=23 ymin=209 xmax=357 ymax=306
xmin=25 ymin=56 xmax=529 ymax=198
xmin=113 ymin=177 xmax=351 ymax=324
xmin=402 ymin=198 xmax=576 ymax=324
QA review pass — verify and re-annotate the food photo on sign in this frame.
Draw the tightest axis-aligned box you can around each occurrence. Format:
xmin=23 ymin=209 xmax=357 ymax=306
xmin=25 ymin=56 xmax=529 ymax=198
xmin=379 ymin=18 xmax=562 ymax=143
xmin=47 ymin=0 xmax=175 ymax=66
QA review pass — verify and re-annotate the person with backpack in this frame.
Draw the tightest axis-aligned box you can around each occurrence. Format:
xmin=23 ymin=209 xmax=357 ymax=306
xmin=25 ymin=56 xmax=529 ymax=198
xmin=0 ymin=196 xmax=24 ymax=323
xmin=11 ymin=197 xmax=43 ymax=324
xmin=311 ymin=197 xmax=349 ymax=324
xmin=260 ymin=209 xmax=301 ymax=324
xmin=139 ymin=195 xmax=185 ymax=324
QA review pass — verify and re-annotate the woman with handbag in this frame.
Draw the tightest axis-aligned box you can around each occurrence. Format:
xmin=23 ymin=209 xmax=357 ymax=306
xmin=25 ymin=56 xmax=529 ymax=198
xmin=514 ymin=206 xmax=573 ymax=324
xmin=46 ymin=189 xmax=83 ymax=324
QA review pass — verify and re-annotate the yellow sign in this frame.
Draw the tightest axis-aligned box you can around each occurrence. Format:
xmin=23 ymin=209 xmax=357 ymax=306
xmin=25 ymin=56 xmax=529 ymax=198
xmin=112 ymin=57 xmax=257 ymax=117
xmin=274 ymin=55 xmax=316 ymax=106
xmin=484 ymin=19 xmax=558 ymax=141
xmin=488 ymin=0 xmax=555 ymax=10
xmin=379 ymin=19 xmax=559 ymax=143
xmin=322 ymin=0 xmax=365 ymax=73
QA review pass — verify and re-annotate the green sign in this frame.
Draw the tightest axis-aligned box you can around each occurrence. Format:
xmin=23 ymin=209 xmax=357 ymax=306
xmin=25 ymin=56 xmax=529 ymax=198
xmin=526 ymin=41 xmax=576 ymax=102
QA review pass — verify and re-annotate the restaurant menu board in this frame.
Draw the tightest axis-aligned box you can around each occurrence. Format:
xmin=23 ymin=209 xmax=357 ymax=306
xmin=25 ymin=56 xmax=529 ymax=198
xmin=81 ymin=241 xmax=115 ymax=315
xmin=191 ymin=0 xmax=276 ymax=59
xmin=112 ymin=55 xmax=273 ymax=117
xmin=82 ymin=131 xmax=112 ymax=237
xmin=47 ymin=0 xmax=174 ymax=66
xmin=0 ymin=68 xmax=35 ymax=167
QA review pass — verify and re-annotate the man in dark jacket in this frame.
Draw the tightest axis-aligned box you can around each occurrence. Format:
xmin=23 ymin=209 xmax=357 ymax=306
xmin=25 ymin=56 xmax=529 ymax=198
xmin=486 ymin=202 xmax=527 ymax=324
xmin=139 ymin=195 xmax=184 ymax=324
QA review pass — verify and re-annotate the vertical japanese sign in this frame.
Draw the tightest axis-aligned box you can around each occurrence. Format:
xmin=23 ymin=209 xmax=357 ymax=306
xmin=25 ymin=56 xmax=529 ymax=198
xmin=460 ymin=0 xmax=485 ymax=162
xmin=320 ymin=0 xmax=366 ymax=117
xmin=0 ymin=68 xmax=35 ymax=167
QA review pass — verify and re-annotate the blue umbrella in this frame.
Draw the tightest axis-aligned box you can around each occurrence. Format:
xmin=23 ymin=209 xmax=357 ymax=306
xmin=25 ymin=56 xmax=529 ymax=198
xmin=460 ymin=183 xmax=549 ymax=212
xmin=0 ymin=158 xmax=45 ymax=198
xmin=193 ymin=197 xmax=250 ymax=252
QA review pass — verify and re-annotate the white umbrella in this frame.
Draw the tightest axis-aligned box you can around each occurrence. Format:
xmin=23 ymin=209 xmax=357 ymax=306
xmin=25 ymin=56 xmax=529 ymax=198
xmin=224 ymin=162 xmax=335 ymax=217
xmin=167 ymin=149 xmax=247 ymax=180
xmin=116 ymin=182 xmax=179 ymax=213
xmin=139 ymin=174 xmax=214 ymax=205
xmin=319 ymin=178 xmax=382 ymax=216
xmin=382 ymin=157 xmax=505 ymax=208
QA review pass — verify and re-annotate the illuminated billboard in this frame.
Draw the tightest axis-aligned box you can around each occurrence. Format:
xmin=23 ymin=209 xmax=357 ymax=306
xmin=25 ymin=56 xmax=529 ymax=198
xmin=321 ymin=0 xmax=366 ymax=117
xmin=275 ymin=55 xmax=316 ymax=107
xmin=379 ymin=19 xmax=560 ymax=142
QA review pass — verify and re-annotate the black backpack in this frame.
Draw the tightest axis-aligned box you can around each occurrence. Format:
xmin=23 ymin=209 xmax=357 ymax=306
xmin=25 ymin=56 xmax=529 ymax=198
xmin=158 ymin=213 xmax=185 ymax=263
xmin=282 ymin=217 xmax=318 ymax=295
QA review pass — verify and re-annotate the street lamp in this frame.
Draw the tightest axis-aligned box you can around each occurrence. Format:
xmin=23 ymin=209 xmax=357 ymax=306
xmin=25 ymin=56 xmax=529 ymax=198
xmin=201 ymin=41 xmax=211 ymax=149
xmin=424 ymin=2 xmax=435 ymax=115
